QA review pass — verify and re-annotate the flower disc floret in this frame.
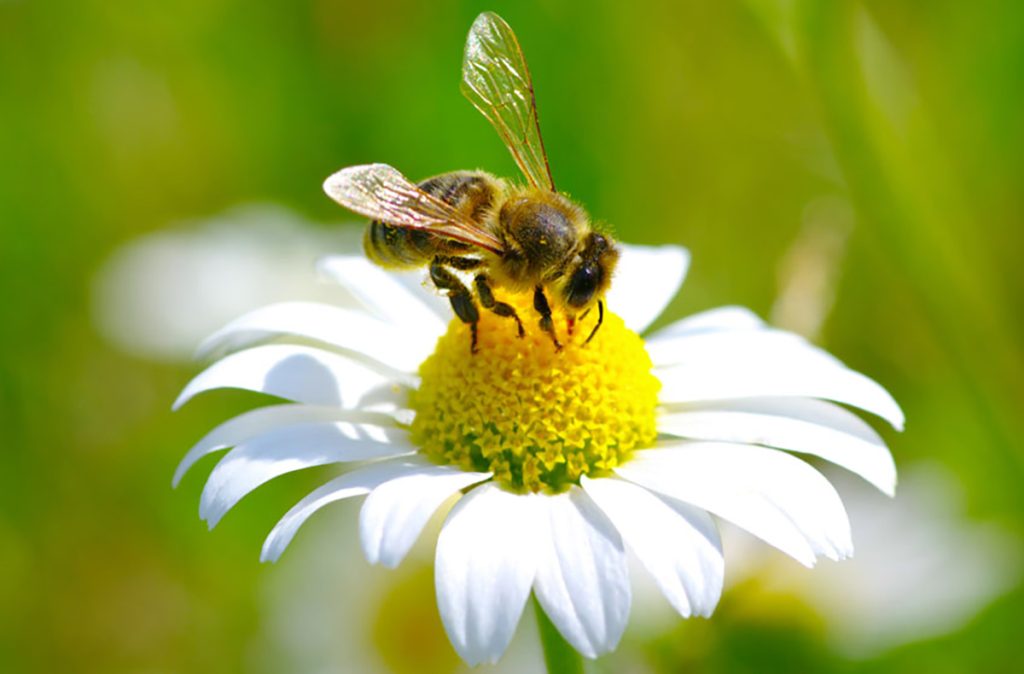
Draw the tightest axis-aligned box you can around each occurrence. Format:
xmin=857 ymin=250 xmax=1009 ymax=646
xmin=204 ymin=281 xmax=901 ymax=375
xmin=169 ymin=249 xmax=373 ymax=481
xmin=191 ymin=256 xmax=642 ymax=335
xmin=411 ymin=295 xmax=660 ymax=493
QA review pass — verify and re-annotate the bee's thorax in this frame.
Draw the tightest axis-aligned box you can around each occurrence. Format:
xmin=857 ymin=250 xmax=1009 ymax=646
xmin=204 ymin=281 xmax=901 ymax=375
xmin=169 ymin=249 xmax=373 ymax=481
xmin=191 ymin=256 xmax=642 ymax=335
xmin=492 ymin=188 xmax=590 ymax=291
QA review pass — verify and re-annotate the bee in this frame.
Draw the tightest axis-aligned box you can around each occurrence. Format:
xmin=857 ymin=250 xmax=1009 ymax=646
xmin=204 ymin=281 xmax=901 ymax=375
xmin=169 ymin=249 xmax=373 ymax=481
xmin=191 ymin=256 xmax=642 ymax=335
xmin=323 ymin=12 xmax=620 ymax=353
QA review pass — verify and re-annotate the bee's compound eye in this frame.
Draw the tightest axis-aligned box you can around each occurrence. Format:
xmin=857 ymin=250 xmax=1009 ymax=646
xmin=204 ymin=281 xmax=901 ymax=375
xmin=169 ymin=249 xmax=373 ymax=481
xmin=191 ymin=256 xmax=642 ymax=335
xmin=566 ymin=263 xmax=601 ymax=308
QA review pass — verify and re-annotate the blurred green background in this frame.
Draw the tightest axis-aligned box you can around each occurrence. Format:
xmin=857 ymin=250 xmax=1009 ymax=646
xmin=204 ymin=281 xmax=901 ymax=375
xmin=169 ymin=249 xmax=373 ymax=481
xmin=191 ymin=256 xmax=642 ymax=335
xmin=2 ymin=0 xmax=1023 ymax=671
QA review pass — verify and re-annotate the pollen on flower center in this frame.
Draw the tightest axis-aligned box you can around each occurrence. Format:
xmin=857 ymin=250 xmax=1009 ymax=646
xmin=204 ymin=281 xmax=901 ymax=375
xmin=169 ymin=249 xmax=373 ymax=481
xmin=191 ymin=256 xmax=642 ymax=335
xmin=410 ymin=294 xmax=660 ymax=493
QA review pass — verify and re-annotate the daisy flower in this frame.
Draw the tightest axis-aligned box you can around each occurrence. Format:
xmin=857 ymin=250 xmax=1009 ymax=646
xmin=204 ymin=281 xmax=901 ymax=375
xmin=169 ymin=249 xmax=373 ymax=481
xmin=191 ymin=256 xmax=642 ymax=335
xmin=174 ymin=244 xmax=901 ymax=665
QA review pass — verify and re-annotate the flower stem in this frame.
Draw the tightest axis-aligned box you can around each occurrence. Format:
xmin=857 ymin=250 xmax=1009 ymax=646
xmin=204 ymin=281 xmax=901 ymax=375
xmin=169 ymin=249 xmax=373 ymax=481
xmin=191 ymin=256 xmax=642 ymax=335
xmin=534 ymin=595 xmax=584 ymax=674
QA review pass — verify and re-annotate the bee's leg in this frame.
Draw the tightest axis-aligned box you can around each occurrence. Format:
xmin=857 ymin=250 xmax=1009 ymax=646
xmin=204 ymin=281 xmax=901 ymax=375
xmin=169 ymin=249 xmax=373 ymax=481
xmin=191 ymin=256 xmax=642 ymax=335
xmin=430 ymin=259 xmax=480 ymax=353
xmin=533 ymin=285 xmax=562 ymax=351
xmin=475 ymin=274 xmax=524 ymax=338
xmin=584 ymin=300 xmax=604 ymax=344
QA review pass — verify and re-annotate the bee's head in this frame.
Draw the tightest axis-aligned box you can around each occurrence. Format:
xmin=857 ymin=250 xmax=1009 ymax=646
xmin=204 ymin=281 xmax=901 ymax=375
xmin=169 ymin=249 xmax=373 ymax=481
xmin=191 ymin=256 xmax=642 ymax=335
xmin=561 ymin=232 xmax=620 ymax=311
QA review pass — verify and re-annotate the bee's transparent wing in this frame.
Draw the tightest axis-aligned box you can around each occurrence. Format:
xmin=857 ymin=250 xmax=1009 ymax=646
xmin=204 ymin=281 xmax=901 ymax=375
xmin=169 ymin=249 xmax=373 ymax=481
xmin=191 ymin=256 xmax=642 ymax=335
xmin=323 ymin=163 xmax=504 ymax=253
xmin=462 ymin=12 xmax=556 ymax=192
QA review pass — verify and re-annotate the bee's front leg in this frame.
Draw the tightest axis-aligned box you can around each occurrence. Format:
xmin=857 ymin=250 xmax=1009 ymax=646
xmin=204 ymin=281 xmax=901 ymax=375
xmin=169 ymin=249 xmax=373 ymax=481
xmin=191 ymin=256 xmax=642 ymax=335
xmin=584 ymin=300 xmax=604 ymax=344
xmin=430 ymin=258 xmax=480 ymax=353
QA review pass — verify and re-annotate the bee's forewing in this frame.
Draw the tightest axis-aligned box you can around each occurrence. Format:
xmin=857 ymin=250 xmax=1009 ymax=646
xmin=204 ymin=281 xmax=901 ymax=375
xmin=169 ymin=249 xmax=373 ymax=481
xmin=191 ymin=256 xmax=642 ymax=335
xmin=323 ymin=164 xmax=504 ymax=253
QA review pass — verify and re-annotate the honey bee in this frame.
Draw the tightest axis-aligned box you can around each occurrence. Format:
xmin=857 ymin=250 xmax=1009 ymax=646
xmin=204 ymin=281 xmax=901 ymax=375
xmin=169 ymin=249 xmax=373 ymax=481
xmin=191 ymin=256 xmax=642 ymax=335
xmin=323 ymin=12 xmax=620 ymax=352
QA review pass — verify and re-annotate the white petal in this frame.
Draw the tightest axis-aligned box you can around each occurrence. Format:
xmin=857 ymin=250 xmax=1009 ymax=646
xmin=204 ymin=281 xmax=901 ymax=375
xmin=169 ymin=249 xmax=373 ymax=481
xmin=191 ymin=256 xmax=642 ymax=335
xmin=648 ymin=305 xmax=765 ymax=340
xmin=533 ymin=487 xmax=631 ymax=659
xmin=360 ymin=466 xmax=491 ymax=568
xmin=353 ymin=382 xmax=415 ymax=421
xmin=648 ymin=326 xmax=843 ymax=370
xmin=389 ymin=268 xmax=452 ymax=321
xmin=261 ymin=457 xmax=432 ymax=562
xmin=681 ymin=397 xmax=882 ymax=441
xmin=200 ymin=421 xmax=414 ymax=527
xmin=582 ymin=476 xmax=724 ymax=617
xmin=605 ymin=244 xmax=690 ymax=333
xmin=174 ymin=404 xmax=395 ymax=487
xmin=648 ymin=307 xmax=904 ymax=430
xmin=659 ymin=399 xmax=896 ymax=495
xmin=173 ymin=344 xmax=413 ymax=411
xmin=616 ymin=443 xmax=853 ymax=566
xmin=435 ymin=484 xmax=541 ymax=666
xmin=196 ymin=301 xmax=435 ymax=372
xmin=317 ymin=255 xmax=447 ymax=334
xmin=656 ymin=353 xmax=904 ymax=431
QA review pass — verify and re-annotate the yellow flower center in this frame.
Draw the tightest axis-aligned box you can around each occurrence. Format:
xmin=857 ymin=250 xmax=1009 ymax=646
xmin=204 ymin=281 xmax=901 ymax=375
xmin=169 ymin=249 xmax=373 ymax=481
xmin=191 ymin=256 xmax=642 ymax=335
xmin=410 ymin=294 xmax=660 ymax=493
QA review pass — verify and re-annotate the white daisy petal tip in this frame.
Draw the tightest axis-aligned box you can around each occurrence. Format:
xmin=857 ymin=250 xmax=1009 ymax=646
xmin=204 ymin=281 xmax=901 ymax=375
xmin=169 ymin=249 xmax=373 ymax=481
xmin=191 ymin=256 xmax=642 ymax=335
xmin=891 ymin=406 xmax=906 ymax=433
xmin=435 ymin=485 xmax=542 ymax=666
xmin=532 ymin=487 xmax=631 ymax=659
xmin=606 ymin=243 xmax=691 ymax=333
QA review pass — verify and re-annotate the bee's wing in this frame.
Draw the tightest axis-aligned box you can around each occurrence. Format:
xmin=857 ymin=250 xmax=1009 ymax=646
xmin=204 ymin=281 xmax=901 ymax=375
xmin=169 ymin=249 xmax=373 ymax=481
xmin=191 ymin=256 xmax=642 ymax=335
xmin=323 ymin=163 xmax=504 ymax=254
xmin=462 ymin=12 xmax=556 ymax=192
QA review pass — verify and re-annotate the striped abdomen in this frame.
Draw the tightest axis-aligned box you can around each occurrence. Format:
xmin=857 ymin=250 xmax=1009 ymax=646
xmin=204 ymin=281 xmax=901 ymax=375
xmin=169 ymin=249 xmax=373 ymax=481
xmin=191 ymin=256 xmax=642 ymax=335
xmin=363 ymin=171 xmax=501 ymax=269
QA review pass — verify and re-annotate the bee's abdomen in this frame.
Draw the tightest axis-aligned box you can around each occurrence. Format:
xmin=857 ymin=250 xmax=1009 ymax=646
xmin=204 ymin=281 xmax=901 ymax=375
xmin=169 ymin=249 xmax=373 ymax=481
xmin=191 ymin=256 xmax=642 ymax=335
xmin=418 ymin=171 xmax=498 ymax=223
xmin=363 ymin=171 xmax=499 ymax=269
xmin=364 ymin=221 xmax=438 ymax=268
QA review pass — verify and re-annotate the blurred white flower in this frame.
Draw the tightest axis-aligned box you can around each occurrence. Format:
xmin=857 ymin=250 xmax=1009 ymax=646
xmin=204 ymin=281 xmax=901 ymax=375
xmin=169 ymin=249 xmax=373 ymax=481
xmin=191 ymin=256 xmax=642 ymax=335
xmin=92 ymin=204 xmax=361 ymax=362
xmin=174 ymin=244 xmax=901 ymax=664
xmin=721 ymin=463 xmax=1021 ymax=656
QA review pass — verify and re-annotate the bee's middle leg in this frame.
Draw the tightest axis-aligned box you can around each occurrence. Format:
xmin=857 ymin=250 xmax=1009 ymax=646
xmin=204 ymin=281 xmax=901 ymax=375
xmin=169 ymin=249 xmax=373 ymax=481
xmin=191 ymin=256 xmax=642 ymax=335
xmin=533 ymin=285 xmax=562 ymax=351
xmin=430 ymin=259 xmax=480 ymax=353
xmin=474 ymin=274 xmax=524 ymax=338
